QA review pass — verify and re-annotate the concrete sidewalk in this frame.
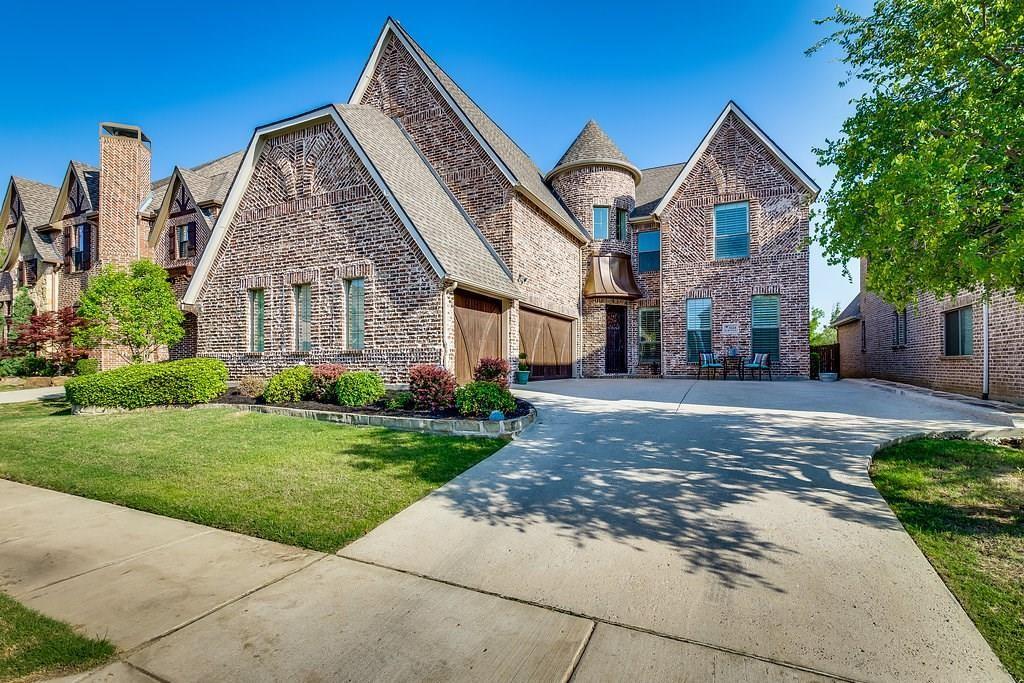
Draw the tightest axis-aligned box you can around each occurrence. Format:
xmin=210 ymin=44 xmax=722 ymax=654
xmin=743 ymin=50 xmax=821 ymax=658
xmin=0 ymin=385 xmax=64 ymax=403
xmin=2 ymin=480 xmax=829 ymax=682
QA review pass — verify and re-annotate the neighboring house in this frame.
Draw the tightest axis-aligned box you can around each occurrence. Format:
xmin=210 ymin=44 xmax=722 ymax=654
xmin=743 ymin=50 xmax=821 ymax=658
xmin=834 ymin=259 xmax=1024 ymax=402
xmin=183 ymin=18 xmax=817 ymax=383
xmin=0 ymin=124 xmax=241 ymax=365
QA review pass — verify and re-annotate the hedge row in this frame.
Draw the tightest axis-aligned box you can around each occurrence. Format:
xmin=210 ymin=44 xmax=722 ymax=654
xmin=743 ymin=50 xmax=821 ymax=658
xmin=65 ymin=358 xmax=228 ymax=409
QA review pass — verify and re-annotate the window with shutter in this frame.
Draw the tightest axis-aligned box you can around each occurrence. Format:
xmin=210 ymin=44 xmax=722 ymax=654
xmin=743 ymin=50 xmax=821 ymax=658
xmin=63 ymin=226 xmax=72 ymax=271
xmin=294 ymin=284 xmax=312 ymax=352
xmin=638 ymin=308 xmax=661 ymax=363
xmin=638 ymin=230 xmax=660 ymax=273
xmin=751 ymin=295 xmax=780 ymax=361
xmin=346 ymin=278 xmax=365 ymax=350
xmin=714 ymin=202 xmax=750 ymax=260
xmin=73 ymin=224 xmax=89 ymax=271
xmin=248 ymin=289 xmax=265 ymax=353
xmin=943 ymin=306 xmax=973 ymax=356
xmin=592 ymin=206 xmax=610 ymax=240
xmin=686 ymin=298 xmax=712 ymax=363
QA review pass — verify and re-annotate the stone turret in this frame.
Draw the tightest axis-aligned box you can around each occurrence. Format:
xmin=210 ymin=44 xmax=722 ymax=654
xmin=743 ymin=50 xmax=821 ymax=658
xmin=546 ymin=120 xmax=641 ymax=246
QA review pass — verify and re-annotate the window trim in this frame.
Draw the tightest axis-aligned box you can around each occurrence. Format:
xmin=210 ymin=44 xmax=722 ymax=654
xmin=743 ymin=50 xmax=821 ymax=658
xmin=176 ymin=223 xmax=195 ymax=260
xmin=686 ymin=298 xmax=712 ymax=364
xmin=592 ymin=205 xmax=611 ymax=240
xmin=713 ymin=201 xmax=750 ymax=261
xmin=293 ymin=283 xmax=312 ymax=353
xmin=248 ymin=288 xmax=265 ymax=354
xmin=637 ymin=230 xmax=661 ymax=273
xmin=345 ymin=278 xmax=365 ymax=351
xmin=638 ymin=307 xmax=661 ymax=364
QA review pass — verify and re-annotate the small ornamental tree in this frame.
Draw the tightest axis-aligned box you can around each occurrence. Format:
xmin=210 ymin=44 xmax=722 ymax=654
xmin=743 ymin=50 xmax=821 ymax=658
xmin=74 ymin=261 xmax=184 ymax=363
xmin=11 ymin=307 xmax=90 ymax=374
xmin=8 ymin=288 xmax=34 ymax=342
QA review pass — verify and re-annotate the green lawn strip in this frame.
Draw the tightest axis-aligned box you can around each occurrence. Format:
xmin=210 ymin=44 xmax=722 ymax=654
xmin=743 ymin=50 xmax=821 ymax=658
xmin=871 ymin=438 xmax=1023 ymax=681
xmin=0 ymin=592 xmax=114 ymax=682
xmin=0 ymin=400 xmax=502 ymax=553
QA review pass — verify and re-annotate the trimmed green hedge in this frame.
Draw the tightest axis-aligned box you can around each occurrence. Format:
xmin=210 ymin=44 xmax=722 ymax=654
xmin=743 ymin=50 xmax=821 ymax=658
xmin=263 ymin=366 xmax=313 ymax=404
xmin=455 ymin=381 xmax=516 ymax=417
xmin=65 ymin=358 xmax=228 ymax=409
xmin=334 ymin=371 xmax=385 ymax=407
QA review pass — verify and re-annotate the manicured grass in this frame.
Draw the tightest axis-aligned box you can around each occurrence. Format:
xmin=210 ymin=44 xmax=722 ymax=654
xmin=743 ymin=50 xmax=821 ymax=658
xmin=871 ymin=438 xmax=1023 ymax=681
xmin=0 ymin=400 xmax=503 ymax=553
xmin=0 ymin=592 xmax=114 ymax=681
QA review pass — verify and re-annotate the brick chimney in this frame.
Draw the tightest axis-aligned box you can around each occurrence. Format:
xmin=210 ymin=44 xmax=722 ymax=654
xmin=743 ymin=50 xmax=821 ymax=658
xmin=98 ymin=123 xmax=151 ymax=268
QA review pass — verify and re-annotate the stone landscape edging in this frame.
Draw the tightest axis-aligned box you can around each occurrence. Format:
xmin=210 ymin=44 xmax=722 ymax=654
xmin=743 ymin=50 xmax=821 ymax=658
xmin=73 ymin=402 xmax=536 ymax=439
xmin=870 ymin=426 xmax=1024 ymax=459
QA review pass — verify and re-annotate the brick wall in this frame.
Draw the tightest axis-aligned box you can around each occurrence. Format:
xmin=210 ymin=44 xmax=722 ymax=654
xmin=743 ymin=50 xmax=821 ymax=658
xmin=659 ymin=112 xmax=811 ymax=378
xmin=98 ymin=132 xmax=150 ymax=268
xmin=53 ymin=173 xmax=96 ymax=311
xmin=836 ymin=321 xmax=865 ymax=378
xmin=194 ymin=119 xmax=445 ymax=382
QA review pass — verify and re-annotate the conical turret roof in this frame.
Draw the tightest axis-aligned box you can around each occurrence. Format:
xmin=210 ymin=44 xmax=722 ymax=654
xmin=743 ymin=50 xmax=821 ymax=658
xmin=546 ymin=120 xmax=641 ymax=182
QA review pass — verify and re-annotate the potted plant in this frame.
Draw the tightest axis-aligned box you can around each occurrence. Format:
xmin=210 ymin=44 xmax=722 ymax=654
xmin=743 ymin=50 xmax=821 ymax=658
xmin=515 ymin=352 xmax=530 ymax=385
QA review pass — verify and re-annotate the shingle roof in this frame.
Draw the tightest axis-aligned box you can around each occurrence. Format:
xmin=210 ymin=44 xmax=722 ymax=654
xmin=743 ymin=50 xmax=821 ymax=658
xmin=391 ymin=22 xmax=587 ymax=242
xmin=11 ymin=177 xmax=59 ymax=229
xmin=70 ymin=161 xmax=100 ymax=210
xmin=631 ymin=163 xmax=685 ymax=219
xmin=27 ymin=227 xmax=60 ymax=263
xmin=832 ymin=293 xmax=862 ymax=327
xmin=147 ymin=150 xmax=244 ymax=213
xmin=335 ymin=104 xmax=518 ymax=299
xmin=548 ymin=120 xmax=640 ymax=182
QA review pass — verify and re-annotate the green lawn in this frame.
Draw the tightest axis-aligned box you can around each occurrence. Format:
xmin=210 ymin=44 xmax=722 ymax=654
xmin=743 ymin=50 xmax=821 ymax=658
xmin=0 ymin=592 xmax=114 ymax=682
xmin=871 ymin=438 xmax=1023 ymax=681
xmin=0 ymin=400 xmax=503 ymax=553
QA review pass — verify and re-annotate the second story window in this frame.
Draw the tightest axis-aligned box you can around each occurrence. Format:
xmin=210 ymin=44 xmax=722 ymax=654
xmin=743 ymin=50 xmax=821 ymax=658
xmin=616 ymin=208 xmax=629 ymax=240
xmin=714 ymin=201 xmax=750 ymax=260
xmin=638 ymin=230 xmax=660 ymax=273
xmin=176 ymin=223 xmax=196 ymax=259
xmin=592 ymin=206 xmax=610 ymax=240
xmin=73 ymin=223 xmax=91 ymax=271
xmin=294 ymin=284 xmax=311 ymax=352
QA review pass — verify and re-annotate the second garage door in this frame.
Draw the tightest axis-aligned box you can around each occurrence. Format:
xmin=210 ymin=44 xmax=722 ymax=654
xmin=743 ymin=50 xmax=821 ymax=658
xmin=519 ymin=309 xmax=573 ymax=380
xmin=454 ymin=291 xmax=502 ymax=384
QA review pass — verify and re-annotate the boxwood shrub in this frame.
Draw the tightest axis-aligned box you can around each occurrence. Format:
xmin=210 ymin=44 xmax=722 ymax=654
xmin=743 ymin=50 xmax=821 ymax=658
xmin=65 ymin=358 xmax=228 ymax=409
xmin=75 ymin=358 xmax=100 ymax=376
xmin=262 ymin=366 xmax=313 ymax=404
xmin=334 ymin=371 xmax=385 ymax=407
xmin=455 ymin=380 xmax=516 ymax=418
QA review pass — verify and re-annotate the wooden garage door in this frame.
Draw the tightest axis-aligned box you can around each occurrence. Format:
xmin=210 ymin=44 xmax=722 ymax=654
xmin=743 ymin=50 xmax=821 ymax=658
xmin=454 ymin=291 xmax=502 ymax=384
xmin=519 ymin=309 xmax=572 ymax=380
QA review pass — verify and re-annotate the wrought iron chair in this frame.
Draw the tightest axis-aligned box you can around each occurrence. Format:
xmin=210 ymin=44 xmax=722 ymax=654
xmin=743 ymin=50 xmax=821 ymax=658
xmin=745 ymin=353 xmax=773 ymax=380
xmin=697 ymin=352 xmax=723 ymax=379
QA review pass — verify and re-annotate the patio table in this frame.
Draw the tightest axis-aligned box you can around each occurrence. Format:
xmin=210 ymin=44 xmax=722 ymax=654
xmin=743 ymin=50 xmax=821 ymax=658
xmin=721 ymin=355 xmax=744 ymax=380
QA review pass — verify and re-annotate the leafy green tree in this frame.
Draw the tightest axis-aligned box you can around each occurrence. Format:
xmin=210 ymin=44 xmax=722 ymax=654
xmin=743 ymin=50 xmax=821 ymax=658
xmin=809 ymin=1 xmax=1023 ymax=306
xmin=74 ymin=260 xmax=184 ymax=363
xmin=810 ymin=303 xmax=841 ymax=346
xmin=8 ymin=288 xmax=35 ymax=342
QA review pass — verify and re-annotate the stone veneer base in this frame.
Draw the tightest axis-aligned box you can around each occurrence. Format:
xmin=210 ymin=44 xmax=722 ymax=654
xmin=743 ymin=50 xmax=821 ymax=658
xmin=72 ymin=402 xmax=536 ymax=439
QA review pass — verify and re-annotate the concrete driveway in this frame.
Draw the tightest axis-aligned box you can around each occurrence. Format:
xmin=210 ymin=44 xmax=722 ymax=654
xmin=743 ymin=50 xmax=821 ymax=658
xmin=342 ymin=379 xmax=1011 ymax=682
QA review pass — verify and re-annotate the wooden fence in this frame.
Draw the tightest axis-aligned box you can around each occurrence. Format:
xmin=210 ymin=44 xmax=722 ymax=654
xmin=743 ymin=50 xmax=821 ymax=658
xmin=810 ymin=343 xmax=840 ymax=378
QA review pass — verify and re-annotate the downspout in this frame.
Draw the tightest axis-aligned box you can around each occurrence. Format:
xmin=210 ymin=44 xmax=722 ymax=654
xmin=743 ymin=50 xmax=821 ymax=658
xmin=982 ymin=299 xmax=990 ymax=400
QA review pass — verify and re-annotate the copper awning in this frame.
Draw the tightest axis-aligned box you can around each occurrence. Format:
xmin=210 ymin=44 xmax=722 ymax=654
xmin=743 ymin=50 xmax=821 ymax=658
xmin=583 ymin=254 xmax=643 ymax=299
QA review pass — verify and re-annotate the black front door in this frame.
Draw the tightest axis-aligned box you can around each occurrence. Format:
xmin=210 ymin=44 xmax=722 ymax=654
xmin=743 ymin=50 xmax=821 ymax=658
xmin=605 ymin=306 xmax=627 ymax=374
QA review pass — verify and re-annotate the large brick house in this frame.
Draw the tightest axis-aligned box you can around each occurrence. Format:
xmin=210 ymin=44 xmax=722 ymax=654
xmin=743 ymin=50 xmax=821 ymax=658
xmin=182 ymin=18 xmax=817 ymax=382
xmin=0 ymin=124 xmax=241 ymax=365
xmin=4 ymin=18 xmax=817 ymax=382
xmin=835 ymin=260 xmax=1024 ymax=402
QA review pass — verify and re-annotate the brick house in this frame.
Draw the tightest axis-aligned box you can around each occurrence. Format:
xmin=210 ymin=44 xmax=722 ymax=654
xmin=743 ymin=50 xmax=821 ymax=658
xmin=0 ymin=124 xmax=241 ymax=365
xmin=834 ymin=260 xmax=1024 ymax=402
xmin=181 ymin=18 xmax=817 ymax=383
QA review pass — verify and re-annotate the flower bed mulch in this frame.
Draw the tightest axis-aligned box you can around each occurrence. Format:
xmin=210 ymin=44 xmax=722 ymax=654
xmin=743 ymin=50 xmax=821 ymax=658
xmin=214 ymin=388 xmax=533 ymax=421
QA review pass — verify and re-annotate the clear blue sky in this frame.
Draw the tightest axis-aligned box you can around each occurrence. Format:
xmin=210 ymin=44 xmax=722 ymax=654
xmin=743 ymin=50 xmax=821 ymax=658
xmin=2 ymin=0 xmax=866 ymax=314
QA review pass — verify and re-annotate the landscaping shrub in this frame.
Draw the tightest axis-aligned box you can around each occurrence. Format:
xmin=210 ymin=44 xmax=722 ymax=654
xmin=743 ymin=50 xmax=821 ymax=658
xmin=262 ymin=366 xmax=313 ymax=404
xmin=19 ymin=354 xmax=57 ymax=377
xmin=455 ymin=380 xmax=516 ymax=418
xmin=334 ymin=371 xmax=385 ymax=407
xmin=238 ymin=375 xmax=267 ymax=398
xmin=409 ymin=364 xmax=457 ymax=412
xmin=386 ymin=391 xmax=415 ymax=410
xmin=0 ymin=356 xmax=24 ymax=377
xmin=473 ymin=357 xmax=510 ymax=389
xmin=64 ymin=358 xmax=228 ymax=409
xmin=74 ymin=358 xmax=100 ymax=376
xmin=310 ymin=364 xmax=347 ymax=402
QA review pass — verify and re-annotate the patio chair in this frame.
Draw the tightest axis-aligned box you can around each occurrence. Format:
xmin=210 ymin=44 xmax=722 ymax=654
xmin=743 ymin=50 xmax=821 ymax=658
xmin=697 ymin=352 xmax=723 ymax=379
xmin=745 ymin=353 xmax=773 ymax=381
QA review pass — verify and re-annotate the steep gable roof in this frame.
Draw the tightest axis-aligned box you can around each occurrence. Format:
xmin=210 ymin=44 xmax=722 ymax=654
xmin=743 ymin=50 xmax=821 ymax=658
xmin=1 ymin=177 xmax=61 ymax=270
xmin=349 ymin=18 xmax=588 ymax=243
xmin=6 ymin=177 xmax=60 ymax=229
xmin=651 ymin=101 xmax=820 ymax=219
xmin=631 ymin=163 xmax=685 ymax=220
xmin=49 ymin=161 xmax=99 ymax=224
xmin=184 ymin=105 xmax=518 ymax=307
xmin=547 ymin=120 xmax=641 ymax=182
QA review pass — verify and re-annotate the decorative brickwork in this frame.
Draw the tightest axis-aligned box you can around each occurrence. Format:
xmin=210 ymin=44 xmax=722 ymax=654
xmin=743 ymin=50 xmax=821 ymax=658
xmin=660 ymin=112 xmax=811 ymax=377
xmin=194 ymin=119 xmax=445 ymax=383
xmin=98 ymin=132 xmax=150 ymax=268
